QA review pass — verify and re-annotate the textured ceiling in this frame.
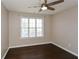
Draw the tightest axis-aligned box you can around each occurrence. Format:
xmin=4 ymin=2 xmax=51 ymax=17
xmin=2 ymin=0 xmax=78 ymax=15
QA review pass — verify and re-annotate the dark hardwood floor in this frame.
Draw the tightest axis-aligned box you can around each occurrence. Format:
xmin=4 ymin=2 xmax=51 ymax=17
xmin=5 ymin=43 xmax=77 ymax=59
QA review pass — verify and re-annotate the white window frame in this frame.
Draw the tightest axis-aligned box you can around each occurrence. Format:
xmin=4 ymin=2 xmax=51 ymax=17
xmin=20 ymin=16 xmax=44 ymax=38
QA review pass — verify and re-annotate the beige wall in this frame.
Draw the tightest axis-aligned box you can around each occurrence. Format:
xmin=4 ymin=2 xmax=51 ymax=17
xmin=9 ymin=12 xmax=52 ymax=47
xmin=51 ymin=6 xmax=78 ymax=55
xmin=1 ymin=4 xmax=9 ymax=58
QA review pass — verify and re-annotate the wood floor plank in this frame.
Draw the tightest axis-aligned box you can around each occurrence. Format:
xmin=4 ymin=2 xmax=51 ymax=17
xmin=5 ymin=43 xmax=77 ymax=59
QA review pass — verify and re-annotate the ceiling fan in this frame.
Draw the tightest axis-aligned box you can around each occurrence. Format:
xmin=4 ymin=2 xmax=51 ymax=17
xmin=28 ymin=0 xmax=64 ymax=12
xmin=39 ymin=0 xmax=64 ymax=12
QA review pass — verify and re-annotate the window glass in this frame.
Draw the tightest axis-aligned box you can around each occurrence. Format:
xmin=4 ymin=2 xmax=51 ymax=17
xmin=21 ymin=18 xmax=28 ymax=27
xmin=29 ymin=19 xmax=35 ymax=27
xmin=29 ymin=28 xmax=35 ymax=37
xmin=37 ymin=19 xmax=42 ymax=27
xmin=21 ymin=29 xmax=28 ymax=37
xmin=21 ymin=18 xmax=43 ymax=38
xmin=37 ymin=28 xmax=43 ymax=37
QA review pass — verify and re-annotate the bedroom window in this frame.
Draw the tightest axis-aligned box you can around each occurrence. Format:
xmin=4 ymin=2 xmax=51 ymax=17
xmin=21 ymin=17 xmax=43 ymax=38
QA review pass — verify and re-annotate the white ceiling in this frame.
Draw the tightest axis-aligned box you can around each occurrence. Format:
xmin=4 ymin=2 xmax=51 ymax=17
xmin=2 ymin=0 xmax=78 ymax=15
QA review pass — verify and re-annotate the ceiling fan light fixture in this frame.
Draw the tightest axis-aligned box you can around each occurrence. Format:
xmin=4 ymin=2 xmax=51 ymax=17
xmin=41 ymin=5 xmax=47 ymax=10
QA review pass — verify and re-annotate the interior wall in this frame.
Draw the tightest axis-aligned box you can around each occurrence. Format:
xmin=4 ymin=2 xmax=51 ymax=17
xmin=1 ymin=4 xmax=9 ymax=58
xmin=9 ymin=12 xmax=52 ymax=47
xmin=3 ymin=2 xmax=77 ymax=56
xmin=51 ymin=6 xmax=78 ymax=55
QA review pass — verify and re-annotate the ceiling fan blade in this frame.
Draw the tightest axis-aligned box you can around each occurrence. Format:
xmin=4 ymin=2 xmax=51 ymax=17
xmin=47 ymin=6 xmax=55 ymax=10
xmin=47 ymin=0 xmax=64 ymax=6
xmin=45 ymin=0 xmax=47 ymax=4
xmin=41 ymin=4 xmax=43 ymax=7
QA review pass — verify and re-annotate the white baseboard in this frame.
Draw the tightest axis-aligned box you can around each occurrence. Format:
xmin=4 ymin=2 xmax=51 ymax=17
xmin=51 ymin=42 xmax=78 ymax=57
xmin=9 ymin=42 xmax=51 ymax=48
xmin=2 ymin=48 xmax=9 ymax=59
